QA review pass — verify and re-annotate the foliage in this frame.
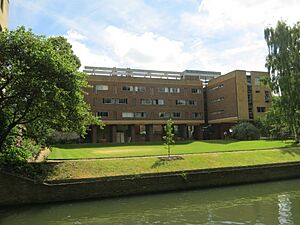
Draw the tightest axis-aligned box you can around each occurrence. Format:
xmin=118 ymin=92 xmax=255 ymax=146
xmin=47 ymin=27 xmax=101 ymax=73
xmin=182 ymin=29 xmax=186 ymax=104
xmin=46 ymin=131 xmax=80 ymax=144
xmin=162 ymin=119 xmax=175 ymax=157
xmin=232 ymin=122 xmax=260 ymax=140
xmin=256 ymin=97 xmax=291 ymax=139
xmin=0 ymin=27 xmax=102 ymax=157
xmin=264 ymin=21 xmax=300 ymax=143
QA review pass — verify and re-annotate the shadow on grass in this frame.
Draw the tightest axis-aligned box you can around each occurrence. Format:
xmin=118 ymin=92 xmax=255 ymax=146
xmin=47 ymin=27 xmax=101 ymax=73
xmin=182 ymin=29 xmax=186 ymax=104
xmin=54 ymin=141 xmax=195 ymax=149
xmin=151 ymin=156 xmax=184 ymax=169
xmin=1 ymin=161 xmax=61 ymax=183
xmin=280 ymin=146 xmax=300 ymax=157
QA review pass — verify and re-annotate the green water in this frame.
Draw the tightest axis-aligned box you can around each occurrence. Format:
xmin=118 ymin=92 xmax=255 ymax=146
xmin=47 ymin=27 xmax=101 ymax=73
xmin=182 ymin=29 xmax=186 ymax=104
xmin=1 ymin=179 xmax=300 ymax=225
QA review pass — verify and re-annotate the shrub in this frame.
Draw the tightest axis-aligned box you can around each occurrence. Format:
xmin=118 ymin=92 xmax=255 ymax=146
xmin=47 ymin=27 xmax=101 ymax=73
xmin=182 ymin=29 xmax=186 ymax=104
xmin=46 ymin=131 xmax=80 ymax=144
xmin=232 ymin=122 xmax=260 ymax=140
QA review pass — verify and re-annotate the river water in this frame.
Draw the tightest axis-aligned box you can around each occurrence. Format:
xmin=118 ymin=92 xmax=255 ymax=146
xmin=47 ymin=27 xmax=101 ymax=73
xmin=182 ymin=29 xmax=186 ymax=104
xmin=1 ymin=179 xmax=300 ymax=225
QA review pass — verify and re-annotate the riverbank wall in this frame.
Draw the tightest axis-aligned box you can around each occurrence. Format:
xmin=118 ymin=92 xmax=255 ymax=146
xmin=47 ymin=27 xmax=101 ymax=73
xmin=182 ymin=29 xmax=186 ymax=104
xmin=2 ymin=162 xmax=300 ymax=206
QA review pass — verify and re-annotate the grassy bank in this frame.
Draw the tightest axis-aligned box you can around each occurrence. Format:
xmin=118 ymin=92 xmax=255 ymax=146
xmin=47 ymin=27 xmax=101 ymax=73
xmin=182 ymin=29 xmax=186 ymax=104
xmin=46 ymin=147 xmax=300 ymax=181
xmin=48 ymin=140 xmax=294 ymax=159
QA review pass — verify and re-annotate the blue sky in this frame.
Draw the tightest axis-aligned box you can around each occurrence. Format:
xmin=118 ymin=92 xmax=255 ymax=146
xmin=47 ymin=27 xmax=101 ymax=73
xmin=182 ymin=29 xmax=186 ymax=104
xmin=9 ymin=0 xmax=300 ymax=73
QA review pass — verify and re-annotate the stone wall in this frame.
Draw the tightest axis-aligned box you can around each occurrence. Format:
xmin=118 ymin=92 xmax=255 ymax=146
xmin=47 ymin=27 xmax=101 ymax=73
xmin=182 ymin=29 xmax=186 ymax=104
xmin=1 ymin=162 xmax=300 ymax=206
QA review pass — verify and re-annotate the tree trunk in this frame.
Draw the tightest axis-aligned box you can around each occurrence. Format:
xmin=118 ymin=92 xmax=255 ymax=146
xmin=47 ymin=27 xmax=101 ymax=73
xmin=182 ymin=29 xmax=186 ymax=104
xmin=292 ymin=124 xmax=299 ymax=143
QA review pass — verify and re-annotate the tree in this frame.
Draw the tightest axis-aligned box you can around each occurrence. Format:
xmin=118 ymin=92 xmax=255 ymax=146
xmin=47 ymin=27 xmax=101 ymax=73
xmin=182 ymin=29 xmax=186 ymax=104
xmin=0 ymin=27 xmax=101 ymax=152
xmin=232 ymin=122 xmax=260 ymax=140
xmin=257 ymin=96 xmax=291 ymax=139
xmin=264 ymin=21 xmax=300 ymax=143
xmin=163 ymin=119 xmax=175 ymax=158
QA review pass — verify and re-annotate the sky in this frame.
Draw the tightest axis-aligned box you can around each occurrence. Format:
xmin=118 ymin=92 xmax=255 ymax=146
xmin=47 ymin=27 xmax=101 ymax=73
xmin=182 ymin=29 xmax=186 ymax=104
xmin=8 ymin=0 xmax=300 ymax=74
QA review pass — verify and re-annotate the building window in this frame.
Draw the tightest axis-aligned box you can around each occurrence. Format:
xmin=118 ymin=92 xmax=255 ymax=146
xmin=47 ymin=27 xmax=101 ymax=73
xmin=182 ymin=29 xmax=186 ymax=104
xmin=209 ymin=84 xmax=224 ymax=91
xmin=191 ymin=88 xmax=201 ymax=94
xmin=255 ymin=90 xmax=260 ymax=93
xmin=192 ymin=112 xmax=202 ymax=118
xmin=210 ymin=110 xmax=224 ymax=115
xmin=187 ymin=100 xmax=196 ymax=105
xmin=265 ymin=91 xmax=271 ymax=103
xmin=153 ymin=99 xmax=164 ymax=105
xmin=103 ymin=98 xmax=114 ymax=104
xmin=122 ymin=85 xmax=134 ymax=91
xmin=159 ymin=87 xmax=169 ymax=93
xmin=97 ymin=112 xmax=109 ymax=117
xmin=122 ymin=112 xmax=134 ymax=118
xmin=159 ymin=87 xmax=180 ymax=93
xmin=141 ymin=99 xmax=152 ymax=105
xmin=255 ymin=77 xmax=260 ymax=85
xmin=176 ymin=100 xmax=186 ymax=105
xmin=257 ymin=107 xmax=266 ymax=112
xmin=172 ymin=112 xmax=181 ymax=118
xmin=134 ymin=86 xmax=146 ymax=92
xmin=211 ymin=97 xmax=224 ymax=103
xmin=159 ymin=112 xmax=170 ymax=118
xmin=95 ymin=85 xmax=108 ymax=93
xmin=135 ymin=112 xmax=146 ymax=118
xmin=169 ymin=87 xmax=180 ymax=93
xmin=115 ymin=98 xmax=128 ymax=104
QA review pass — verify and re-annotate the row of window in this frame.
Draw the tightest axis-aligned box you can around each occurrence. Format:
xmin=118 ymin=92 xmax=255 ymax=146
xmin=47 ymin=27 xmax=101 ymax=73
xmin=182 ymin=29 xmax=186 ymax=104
xmin=100 ymin=98 xmax=198 ymax=106
xmin=210 ymin=90 xmax=271 ymax=104
xmin=175 ymin=100 xmax=197 ymax=105
xmin=210 ymin=107 xmax=266 ymax=116
xmin=209 ymin=84 xmax=224 ymax=92
xmin=94 ymin=85 xmax=202 ymax=94
xmin=210 ymin=97 xmax=224 ymax=103
xmin=96 ymin=112 xmax=202 ymax=119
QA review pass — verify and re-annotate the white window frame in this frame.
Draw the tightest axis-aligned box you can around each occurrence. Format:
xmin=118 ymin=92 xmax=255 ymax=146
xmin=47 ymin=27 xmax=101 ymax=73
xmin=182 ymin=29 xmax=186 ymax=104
xmin=122 ymin=112 xmax=134 ymax=118
xmin=95 ymin=85 xmax=108 ymax=92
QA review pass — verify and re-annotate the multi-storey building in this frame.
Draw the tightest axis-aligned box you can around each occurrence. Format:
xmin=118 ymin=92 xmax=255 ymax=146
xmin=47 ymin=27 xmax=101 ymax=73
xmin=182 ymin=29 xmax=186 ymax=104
xmin=84 ymin=67 xmax=272 ymax=143
xmin=84 ymin=66 xmax=220 ymax=143
xmin=206 ymin=70 xmax=272 ymax=139
xmin=0 ymin=0 xmax=9 ymax=31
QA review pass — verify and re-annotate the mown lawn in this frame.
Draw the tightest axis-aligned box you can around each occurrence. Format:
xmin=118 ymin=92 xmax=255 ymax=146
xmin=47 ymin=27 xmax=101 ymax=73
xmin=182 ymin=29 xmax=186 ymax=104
xmin=46 ymin=148 xmax=300 ymax=180
xmin=48 ymin=140 xmax=295 ymax=159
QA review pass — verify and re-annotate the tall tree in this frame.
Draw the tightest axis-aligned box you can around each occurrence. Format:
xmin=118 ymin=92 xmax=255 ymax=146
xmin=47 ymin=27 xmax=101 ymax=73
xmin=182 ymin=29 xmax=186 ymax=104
xmin=264 ymin=21 xmax=300 ymax=143
xmin=0 ymin=27 xmax=101 ymax=151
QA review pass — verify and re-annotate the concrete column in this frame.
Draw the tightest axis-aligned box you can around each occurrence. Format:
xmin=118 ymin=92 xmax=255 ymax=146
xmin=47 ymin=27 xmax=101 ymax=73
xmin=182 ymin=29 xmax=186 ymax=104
xmin=194 ymin=125 xmax=203 ymax=140
xmin=110 ymin=125 xmax=117 ymax=143
xmin=179 ymin=124 xmax=188 ymax=140
xmin=145 ymin=124 xmax=154 ymax=141
xmin=128 ymin=125 xmax=136 ymax=142
xmin=91 ymin=125 xmax=98 ymax=143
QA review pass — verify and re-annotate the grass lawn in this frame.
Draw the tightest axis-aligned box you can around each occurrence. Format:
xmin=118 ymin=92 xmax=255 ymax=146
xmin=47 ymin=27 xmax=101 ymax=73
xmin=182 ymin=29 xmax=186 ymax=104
xmin=48 ymin=140 xmax=295 ymax=159
xmin=46 ymin=147 xmax=300 ymax=181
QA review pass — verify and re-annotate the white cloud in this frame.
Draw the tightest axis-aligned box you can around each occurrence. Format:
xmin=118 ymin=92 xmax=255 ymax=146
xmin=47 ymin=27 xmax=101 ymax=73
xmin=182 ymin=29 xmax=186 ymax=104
xmin=58 ymin=1 xmax=300 ymax=74
xmin=102 ymin=26 xmax=193 ymax=71
xmin=64 ymin=30 xmax=117 ymax=70
xmin=182 ymin=0 xmax=300 ymax=34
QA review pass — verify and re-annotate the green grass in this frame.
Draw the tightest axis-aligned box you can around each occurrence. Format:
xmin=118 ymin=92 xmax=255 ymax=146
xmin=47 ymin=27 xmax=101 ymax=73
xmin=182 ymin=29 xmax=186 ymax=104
xmin=48 ymin=140 xmax=295 ymax=159
xmin=46 ymin=148 xmax=300 ymax=181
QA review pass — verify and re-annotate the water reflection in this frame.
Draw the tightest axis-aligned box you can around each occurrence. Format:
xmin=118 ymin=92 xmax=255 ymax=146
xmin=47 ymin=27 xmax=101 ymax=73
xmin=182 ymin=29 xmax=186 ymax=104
xmin=1 ymin=179 xmax=300 ymax=225
xmin=278 ymin=194 xmax=293 ymax=225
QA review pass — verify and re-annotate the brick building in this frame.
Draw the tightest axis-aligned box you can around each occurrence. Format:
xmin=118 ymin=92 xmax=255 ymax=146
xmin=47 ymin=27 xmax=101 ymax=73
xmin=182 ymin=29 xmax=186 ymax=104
xmin=84 ymin=66 xmax=220 ymax=143
xmin=0 ymin=0 xmax=9 ymax=31
xmin=206 ymin=70 xmax=272 ymax=139
xmin=84 ymin=67 xmax=271 ymax=143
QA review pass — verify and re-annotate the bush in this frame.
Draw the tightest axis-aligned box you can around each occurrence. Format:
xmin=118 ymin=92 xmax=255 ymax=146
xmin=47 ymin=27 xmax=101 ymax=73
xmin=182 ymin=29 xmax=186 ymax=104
xmin=46 ymin=131 xmax=80 ymax=144
xmin=232 ymin=122 xmax=260 ymax=140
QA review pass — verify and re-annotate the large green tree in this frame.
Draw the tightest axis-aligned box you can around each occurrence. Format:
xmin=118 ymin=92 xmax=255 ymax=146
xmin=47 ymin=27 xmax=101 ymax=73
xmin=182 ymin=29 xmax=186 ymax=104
xmin=264 ymin=21 xmax=300 ymax=143
xmin=0 ymin=27 xmax=100 ymax=151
